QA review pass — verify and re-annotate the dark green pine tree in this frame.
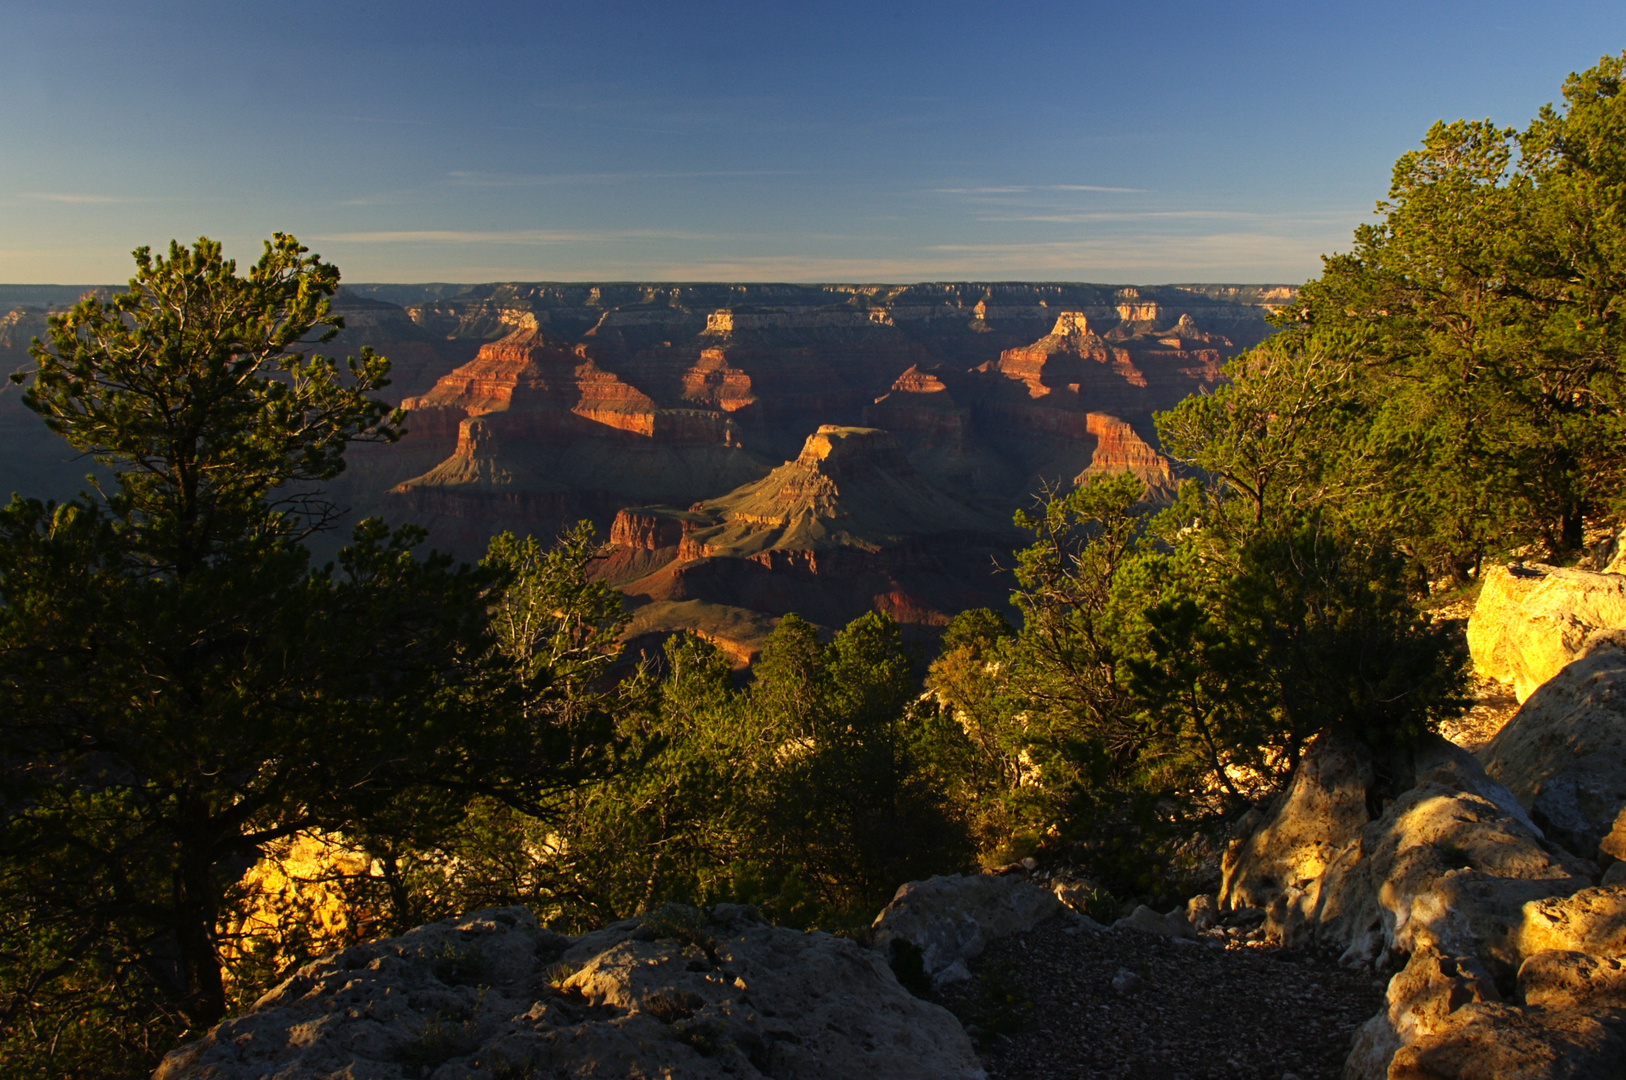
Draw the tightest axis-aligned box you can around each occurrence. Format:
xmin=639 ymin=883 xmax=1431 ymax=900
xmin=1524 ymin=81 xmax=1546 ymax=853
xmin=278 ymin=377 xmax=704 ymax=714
xmin=0 ymin=237 xmax=602 ymax=1078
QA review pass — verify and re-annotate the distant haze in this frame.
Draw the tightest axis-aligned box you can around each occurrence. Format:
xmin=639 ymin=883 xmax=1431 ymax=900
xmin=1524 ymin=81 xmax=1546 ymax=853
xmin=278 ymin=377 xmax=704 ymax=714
xmin=2 ymin=1 xmax=1623 ymax=283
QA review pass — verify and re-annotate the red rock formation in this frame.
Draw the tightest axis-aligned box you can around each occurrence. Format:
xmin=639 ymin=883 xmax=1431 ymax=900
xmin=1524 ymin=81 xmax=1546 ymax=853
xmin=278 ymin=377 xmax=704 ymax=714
xmin=387 ymin=325 xmax=769 ymax=551
xmin=1077 ymin=414 xmax=1175 ymax=495
xmin=400 ymin=326 xmax=665 ymax=435
xmin=863 ymin=364 xmax=972 ymax=448
xmin=680 ymin=348 xmax=756 ymax=412
xmin=993 ymin=311 xmax=1153 ymax=402
xmin=609 ymin=507 xmax=699 ymax=550
xmin=290 ymin=284 xmax=1279 ymax=647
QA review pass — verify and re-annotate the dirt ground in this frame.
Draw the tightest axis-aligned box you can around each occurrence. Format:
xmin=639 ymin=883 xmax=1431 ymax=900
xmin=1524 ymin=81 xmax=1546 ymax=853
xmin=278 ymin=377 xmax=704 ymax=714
xmin=936 ymin=915 xmax=1388 ymax=1080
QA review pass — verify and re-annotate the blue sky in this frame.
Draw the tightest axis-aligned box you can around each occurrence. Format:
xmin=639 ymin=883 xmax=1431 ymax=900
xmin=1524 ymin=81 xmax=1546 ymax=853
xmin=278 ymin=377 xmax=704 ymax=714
xmin=2 ymin=1 xmax=1623 ymax=284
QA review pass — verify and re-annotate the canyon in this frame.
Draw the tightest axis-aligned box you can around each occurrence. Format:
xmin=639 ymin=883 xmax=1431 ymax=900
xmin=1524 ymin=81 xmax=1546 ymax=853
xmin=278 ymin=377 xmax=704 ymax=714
xmin=0 ymin=282 xmax=1286 ymax=660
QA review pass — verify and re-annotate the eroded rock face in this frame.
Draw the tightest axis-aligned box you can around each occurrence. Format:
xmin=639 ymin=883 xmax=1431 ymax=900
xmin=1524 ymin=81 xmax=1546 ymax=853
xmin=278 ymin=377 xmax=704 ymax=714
xmin=1345 ymin=945 xmax=1502 ymax=1080
xmin=1221 ymin=733 xmax=1376 ymax=915
xmin=1519 ymin=886 xmax=1626 ymax=958
xmin=1479 ymin=634 xmax=1626 ymax=862
xmin=1354 ymin=898 xmax=1626 ymax=1080
xmin=1321 ymin=748 xmax=1583 ymax=976
xmin=1467 ymin=564 xmax=1626 ymax=703
xmin=154 ymin=904 xmax=984 ymax=1080
xmin=1222 ymin=734 xmax=1586 ymax=975
xmin=1385 ymin=1002 xmax=1626 ymax=1080
xmin=1519 ymin=949 xmax=1626 ymax=1010
xmin=870 ymin=874 xmax=1064 ymax=986
xmin=1074 ymin=414 xmax=1175 ymax=497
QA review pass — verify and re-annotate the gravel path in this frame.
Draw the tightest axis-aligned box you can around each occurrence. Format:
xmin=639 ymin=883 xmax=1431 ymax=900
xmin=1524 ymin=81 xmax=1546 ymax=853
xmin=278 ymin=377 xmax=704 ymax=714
xmin=935 ymin=915 xmax=1388 ymax=1080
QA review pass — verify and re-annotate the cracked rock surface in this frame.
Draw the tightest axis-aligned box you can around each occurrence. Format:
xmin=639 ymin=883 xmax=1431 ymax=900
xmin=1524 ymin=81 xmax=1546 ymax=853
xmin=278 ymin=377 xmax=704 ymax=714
xmin=153 ymin=904 xmax=983 ymax=1080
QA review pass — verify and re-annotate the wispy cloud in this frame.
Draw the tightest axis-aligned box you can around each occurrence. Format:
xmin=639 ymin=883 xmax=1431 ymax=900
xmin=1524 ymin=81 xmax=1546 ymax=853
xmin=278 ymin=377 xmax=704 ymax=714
xmin=932 ymin=184 xmax=1144 ymax=195
xmin=443 ymin=169 xmax=801 ymax=188
xmin=917 ymin=232 xmax=1342 ymax=273
xmin=974 ymin=209 xmax=1366 ymax=225
xmin=20 ymin=192 xmax=144 ymax=204
xmin=315 ymin=228 xmax=730 ymax=244
xmin=408 ymin=230 xmax=1342 ymax=284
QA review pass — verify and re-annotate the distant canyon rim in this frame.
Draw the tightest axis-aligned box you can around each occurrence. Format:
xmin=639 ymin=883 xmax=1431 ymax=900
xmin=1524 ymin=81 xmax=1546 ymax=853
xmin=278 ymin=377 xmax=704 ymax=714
xmin=0 ymin=282 xmax=1290 ymax=660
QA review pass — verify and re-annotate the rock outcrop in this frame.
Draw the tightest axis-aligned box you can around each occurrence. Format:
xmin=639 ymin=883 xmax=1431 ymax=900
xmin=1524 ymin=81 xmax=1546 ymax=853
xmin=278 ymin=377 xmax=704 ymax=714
xmin=1467 ymin=563 xmax=1626 ymax=702
xmin=1222 ymin=735 xmax=1585 ymax=976
xmin=1224 ymin=583 xmax=1626 ymax=1079
xmin=1074 ymin=413 xmax=1175 ymax=497
xmin=155 ymin=904 xmax=985 ymax=1080
xmin=688 ymin=426 xmax=998 ymax=555
xmin=1478 ymin=633 xmax=1626 ymax=863
xmin=600 ymin=427 xmax=1019 ymax=634
xmin=870 ymin=874 xmax=1065 ymax=986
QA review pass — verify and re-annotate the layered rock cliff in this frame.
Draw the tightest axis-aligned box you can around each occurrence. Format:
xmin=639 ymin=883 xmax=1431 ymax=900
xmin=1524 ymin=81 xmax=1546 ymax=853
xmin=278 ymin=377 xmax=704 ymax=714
xmin=601 ymin=427 xmax=1018 ymax=658
xmin=359 ymin=285 xmax=1269 ymax=641
xmin=2 ymin=280 xmax=1286 ymax=647
xmin=384 ymin=325 xmax=771 ymax=551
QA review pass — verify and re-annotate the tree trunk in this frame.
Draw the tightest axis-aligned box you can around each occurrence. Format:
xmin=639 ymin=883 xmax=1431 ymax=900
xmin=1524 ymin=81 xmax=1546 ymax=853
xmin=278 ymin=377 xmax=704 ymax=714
xmin=1562 ymin=503 xmax=1585 ymax=555
xmin=175 ymin=864 xmax=226 ymax=1030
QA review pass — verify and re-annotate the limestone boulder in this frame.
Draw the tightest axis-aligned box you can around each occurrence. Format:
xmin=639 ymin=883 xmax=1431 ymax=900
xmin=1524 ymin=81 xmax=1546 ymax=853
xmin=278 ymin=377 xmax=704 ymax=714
xmin=153 ymin=904 xmax=984 ymax=1080
xmin=1344 ymin=945 xmax=1502 ymax=1080
xmin=1386 ymin=1002 xmax=1626 ymax=1080
xmin=1478 ymin=634 xmax=1626 ymax=861
xmin=1113 ymin=904 xmax=1198 ymax=940
xmin=1222 ymin=733 xmax=1584 ymax=971
xmin=1220 ymin=733 xmax=1375 ymax=914
xmin=1467 ymin=563 xmax=1626 ymax=702
xmin=1314 ymin=741 xmax=1586 ymax=974
xmin=1185 ymin=893 xmax=1219 ymax=931
xmin=1518 ymin=950 xmax=1626 ymax=1010
xmin=1333 ymin=804 xmax=1624 ymax=1079
xmin=870 ymin=873 xmax=1064 ymax=986
xmin=1518 ymin=885 xmax=1626 ymax=958
xmin=1347 ymin=942 xmax=1626 ymax=1080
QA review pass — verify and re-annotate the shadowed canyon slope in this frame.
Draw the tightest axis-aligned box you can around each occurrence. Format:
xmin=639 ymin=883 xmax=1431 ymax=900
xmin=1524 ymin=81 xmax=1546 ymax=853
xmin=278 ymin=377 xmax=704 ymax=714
xmin=1 ymin=282 xmax=1287 ymax=657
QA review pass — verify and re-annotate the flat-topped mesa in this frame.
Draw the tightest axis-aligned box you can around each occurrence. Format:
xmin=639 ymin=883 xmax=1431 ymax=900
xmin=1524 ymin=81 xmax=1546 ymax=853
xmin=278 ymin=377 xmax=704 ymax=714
xmin=1115 ymin=287 xmax=1159 ymax=325
xmin=1116 ymin=300 xmax=1160 ymax=323
xmin=863 ymin=365 xmax=971 ymax=448
xmin=795 ymin=425 xmax=913 ymax=480
xmin=608 ymin=506 xmax=707 ymax=551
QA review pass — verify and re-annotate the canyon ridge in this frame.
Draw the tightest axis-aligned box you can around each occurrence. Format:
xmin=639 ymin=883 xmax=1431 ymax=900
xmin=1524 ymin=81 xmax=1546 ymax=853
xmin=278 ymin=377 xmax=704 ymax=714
xmin=0 ymin=282 xmax=1288 ymax=660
